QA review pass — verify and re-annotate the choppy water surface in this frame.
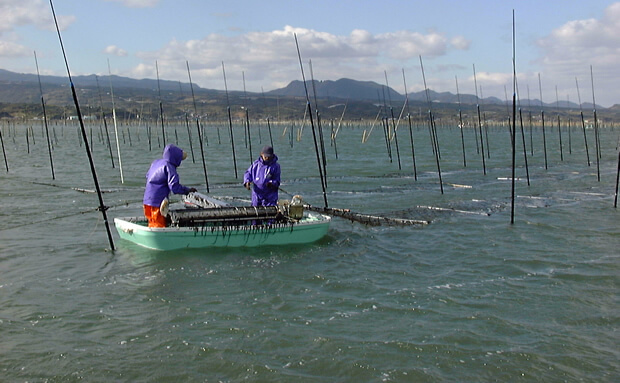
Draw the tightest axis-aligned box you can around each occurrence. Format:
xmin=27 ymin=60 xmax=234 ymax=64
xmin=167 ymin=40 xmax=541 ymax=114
xmin=0 ymin=120 xmax=618 ymax=382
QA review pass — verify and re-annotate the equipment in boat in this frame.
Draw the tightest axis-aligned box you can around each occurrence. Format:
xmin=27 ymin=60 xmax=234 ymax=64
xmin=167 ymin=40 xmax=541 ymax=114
xmin=172 ymin=192 xmax=306 ymax=226
xmin=169 ymin=205 xmax=285 ymax=226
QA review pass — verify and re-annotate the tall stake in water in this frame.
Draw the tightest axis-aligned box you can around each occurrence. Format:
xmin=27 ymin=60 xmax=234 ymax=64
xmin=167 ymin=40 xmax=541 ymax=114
xmin=566 ymin=95 xmax=572 ymax=154
xmin=186 ymin=61 xmax=210 ymax=191
xmin=107 ymin=60 xmax=124 ymax=183
xmin=379 ymin=90 xmax=393 ymax=161
xmin=26 ymin=125 xmax=31 ymax=154
xmin=504 ymin=85 xmax=513 ymax=141
xmin=515 ymin=76 xmax=531 ymax=186
xmin=614 ymin=151 xmax=619 ymax=208
xmin=95 ymin=76 xmax=115 ymax=166
xmin=34 ymin=51 xmax=55 ymax=179
xmin=309 ymin=60 xmax=327 ymax=184
xmin=420 ymin=61 xmax=441 ymax=161
xmin=380 ymin=87 xmax=393 ymax=162
xmin=473 ymin=64 xmax=487 ymax=174
xmin=590 ymin=66 xmax=601 ymax=182
xmin=575 ymin=77 xmax=591 ymax=166
xmin=455 ymin=75 xmax=466 ymax=167
xmin=555 ymin=86 xmax=564 ymax=161
xmin=481 ymin=88 xmax=491 ymax=159
xmin=294 ymin=33 xmax=328 ymax=208
xmin=156 ymin=61 xmax=166 ymax=147
xmin=242 ymin=71 xmax=253 ymax=162
xmin=0 ymin=121 xmax=7 ymax=172
xmin=527 ymin=85 xmax=534 ymax=155
xmin=222 ymin=62 xmax=238 ymax=178
xmin=49 ymin=0 xmax=114 ymax=250
xmin=517 ymin=108 xmax=531 ymax=186
xmin=420 ymin=56 xmax=443 ymax=194
xmin=332 ymin=101 xmax=348 ymax=160
xmin=384 ymin=71 xmax=402 ymax=170
xmin=510 ymin=10 xmax=517 ymax=224
xmin=178 ymin=81 xmax=195 ymax=163
xmin=538 ymin=73 xmax=548 ymax=170
xmin=330 ymin=120 xmax=338 ymax=158
xmin=402 ymin=69 xmax=418 ymax=179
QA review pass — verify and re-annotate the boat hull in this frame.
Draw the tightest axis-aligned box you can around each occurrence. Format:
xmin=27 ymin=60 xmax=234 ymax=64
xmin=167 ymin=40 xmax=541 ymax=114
xmin=114 ymin=212 xmax=330 ymax=251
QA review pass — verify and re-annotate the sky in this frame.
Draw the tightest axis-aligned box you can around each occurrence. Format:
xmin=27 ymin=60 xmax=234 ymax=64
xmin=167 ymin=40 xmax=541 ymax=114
xmin=1 ymin=0 xmax=619 ymax=107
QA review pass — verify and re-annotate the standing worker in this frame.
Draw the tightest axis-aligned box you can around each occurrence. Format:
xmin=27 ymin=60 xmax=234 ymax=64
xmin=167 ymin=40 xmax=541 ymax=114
xmin=143 ymin=144 xmax=196 ymax=227
xmin=243 ymin=146 xmax=281 ymax=207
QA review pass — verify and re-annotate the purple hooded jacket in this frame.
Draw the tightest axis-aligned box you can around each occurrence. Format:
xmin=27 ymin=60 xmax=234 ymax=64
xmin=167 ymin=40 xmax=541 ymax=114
xmin=143 ymin=144 xmax=191 ymax=207
xmin=243 ymin=154 xmax=281 ymax=206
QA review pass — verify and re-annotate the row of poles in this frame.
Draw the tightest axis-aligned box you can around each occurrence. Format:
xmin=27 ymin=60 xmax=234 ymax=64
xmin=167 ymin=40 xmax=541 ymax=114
xmin=4 ymin=53 xmax=613 ymax=194
xmin=3 ymin=69 xmax=618 ymax=199
xmin=2 ymin=114 xmax=614 ymax=169
xmin=362 ymin=65 xmax=608 ymax=184
xmin=4 ymin=2 xmax=617 ymax=250
xmin=2 ymin=79 xmax=619 ymax=225
xmin=3 ymin=67 xmax=617 ymax=194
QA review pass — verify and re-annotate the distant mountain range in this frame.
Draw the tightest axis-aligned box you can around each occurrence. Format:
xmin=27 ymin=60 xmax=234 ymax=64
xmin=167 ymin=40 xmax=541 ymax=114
xmin=266 ymin=78 xmax=507 ymax=106
xmin=0 ymin=68 xmax=201 ymax=95
xmin=1 ymin=68 xmax=608 ymax=111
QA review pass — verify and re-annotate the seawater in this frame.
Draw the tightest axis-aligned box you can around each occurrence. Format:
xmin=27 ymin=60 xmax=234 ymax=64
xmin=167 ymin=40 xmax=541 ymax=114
xmin=0 ymin=120 xmax=618 ymax=382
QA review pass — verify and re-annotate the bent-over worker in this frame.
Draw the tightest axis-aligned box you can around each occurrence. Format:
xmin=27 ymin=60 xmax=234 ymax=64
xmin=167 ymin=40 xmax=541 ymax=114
xmin=143 ymin=144 xmax=196 ymax=227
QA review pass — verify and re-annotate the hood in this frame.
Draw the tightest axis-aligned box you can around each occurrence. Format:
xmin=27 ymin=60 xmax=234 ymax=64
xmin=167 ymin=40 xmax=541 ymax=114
xmin=162 ymin=144 xmax=184 ymax=167
xmin=260 ymin=153 xmax=278 ymax=165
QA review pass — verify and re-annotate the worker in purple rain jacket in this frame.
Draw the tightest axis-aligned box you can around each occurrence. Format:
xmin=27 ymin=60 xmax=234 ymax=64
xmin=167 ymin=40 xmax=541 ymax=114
xmin=243 ymin=146 xmax=281 ymax=207
xmin=143 ymin=144 xmax=196 ymax=227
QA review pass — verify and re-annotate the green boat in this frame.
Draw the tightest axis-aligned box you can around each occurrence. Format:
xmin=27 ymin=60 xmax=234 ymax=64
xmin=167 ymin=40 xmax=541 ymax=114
xmin=114 ymin=193 xmax=331 ymax=251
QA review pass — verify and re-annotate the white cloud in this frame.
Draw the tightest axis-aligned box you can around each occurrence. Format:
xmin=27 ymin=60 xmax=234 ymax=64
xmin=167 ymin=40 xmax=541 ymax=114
xmin=0 ymin=0 xmax=72 ymax=59
xmin=466 ymin=71 xmax=515 ymax=101
xmin=538 ymin=4 xmax=620 ymax=67
xmin=536 ymin=2 xmax=620 ymax=105
xmin=0 ymin=0 xmax=44 ymax=33
xmin=0 ymin=40 xmax=29 ymax=57
xmin=130 ymin=25 xmax=466 ymax=93
xmin=380 ymin=30 xmax=448 ymax=60
xmin=473 ymin=71 xmax=512 ymax=86
xmin=450 ymin=36 xmax=471 ymax=50
xmin=0 ymin=0 xmax=75 ymax=35
xmin=104 ymin=45 xmax=128 ymax=57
